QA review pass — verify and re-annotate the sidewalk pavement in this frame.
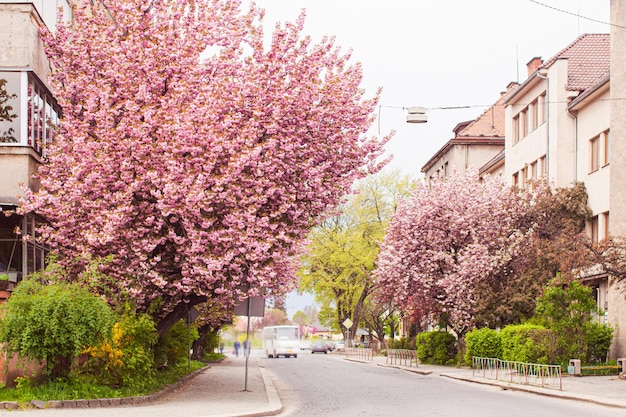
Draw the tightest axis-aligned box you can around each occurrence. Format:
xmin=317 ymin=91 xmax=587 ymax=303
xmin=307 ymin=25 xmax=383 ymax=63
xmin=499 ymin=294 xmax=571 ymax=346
xmin=367 ymin=355 xmax=626 ymax=410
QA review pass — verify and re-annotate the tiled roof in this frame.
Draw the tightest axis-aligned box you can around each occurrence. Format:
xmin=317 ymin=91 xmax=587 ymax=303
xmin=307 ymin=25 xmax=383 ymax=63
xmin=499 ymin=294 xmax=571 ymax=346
xmin=457 ymin=82 xmax=519 ymax=138
xmin=540 ymin=33 xmax=610 ymax=92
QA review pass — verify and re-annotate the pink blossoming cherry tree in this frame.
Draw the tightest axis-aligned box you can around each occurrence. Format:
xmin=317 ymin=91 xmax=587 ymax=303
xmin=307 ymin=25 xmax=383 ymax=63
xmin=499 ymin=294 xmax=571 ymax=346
xmin=24 ymin=0 xmax=389 ymax=334
xmin=374 ymin=171 xmax=537 ymax=337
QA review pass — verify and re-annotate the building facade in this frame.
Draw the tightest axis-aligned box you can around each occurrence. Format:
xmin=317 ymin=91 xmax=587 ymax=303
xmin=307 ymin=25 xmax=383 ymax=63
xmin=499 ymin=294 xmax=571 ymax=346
xmin=0 ymin=1 xmax=69 ymax=293
xmin=421 ymin=83 xmax=518 ymax=181
xmin=503 ymin=32 xmax=626 ymax=358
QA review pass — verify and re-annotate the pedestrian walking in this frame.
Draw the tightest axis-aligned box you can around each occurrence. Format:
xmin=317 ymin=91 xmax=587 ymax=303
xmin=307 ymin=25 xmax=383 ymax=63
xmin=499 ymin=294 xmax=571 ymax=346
xmin=219 ymin=342 xmax=224 ymax=354
xmin=234 ymin=340 xmax=241 ymax=357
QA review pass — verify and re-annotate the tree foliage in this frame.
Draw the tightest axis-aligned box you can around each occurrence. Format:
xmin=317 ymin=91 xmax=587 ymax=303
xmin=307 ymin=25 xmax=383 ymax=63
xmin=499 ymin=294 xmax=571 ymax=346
xmin=299 ymin=171 xmax=411 ymax=341
xmin=25 ymin=0 xmax=388 ymax=335
xmin=531 ymin=278 xmax=613 ymax=363
xmin=0 ymin=279 xmax=115 ymax=379
xmin=375 ymin=171 xmax=542 ymax=337
xmin=473 ymin=182 xmax=592 ymax=329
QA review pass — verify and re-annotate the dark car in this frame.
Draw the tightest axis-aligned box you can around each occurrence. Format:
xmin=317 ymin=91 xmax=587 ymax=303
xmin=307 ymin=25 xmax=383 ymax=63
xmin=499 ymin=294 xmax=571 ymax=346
xmin=311 ymin=341 xmax=328 ymax=354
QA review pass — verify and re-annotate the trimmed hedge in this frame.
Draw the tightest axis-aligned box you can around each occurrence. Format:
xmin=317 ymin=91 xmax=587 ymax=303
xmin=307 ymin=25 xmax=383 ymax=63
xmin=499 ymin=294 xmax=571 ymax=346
xmin=415 ymin=331 xmax=457 ymax=365
xmin=464 ymin=327 xmax=502 ymax=365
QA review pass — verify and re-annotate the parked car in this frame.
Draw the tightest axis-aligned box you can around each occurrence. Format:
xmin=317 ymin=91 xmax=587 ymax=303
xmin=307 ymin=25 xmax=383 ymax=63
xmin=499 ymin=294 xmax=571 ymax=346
xmin=300 ymin=340 xmax=312 ymax=350
xmin=334 ymin=340 xmax=345 ymax=351
xmin=311 ymin=341 xmax=328 ymax=354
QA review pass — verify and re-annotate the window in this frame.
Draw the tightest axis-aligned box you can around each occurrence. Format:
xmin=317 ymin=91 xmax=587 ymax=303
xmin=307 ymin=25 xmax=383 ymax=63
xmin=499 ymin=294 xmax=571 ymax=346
xmin=512 ymin=115 xmax=520 ymax=144
xmin=590 ymin=136 xmax=600 ymax=172
xmin=538 ymin=93 xmax=546 ymax=125
xmin=520 ymin=109 xmax=528 ymax=138
xmin=590 ymin=130 xmax=610 ymax=172
xmin=512 ymin=172 xmax=519 ymax=187
xmin=26 ymin=74 xmax=60 ymax=157
xmin=590 ymin=215 xmax=599 ymax=244
xmin=539 ymin=155 xmax=546 ymax=178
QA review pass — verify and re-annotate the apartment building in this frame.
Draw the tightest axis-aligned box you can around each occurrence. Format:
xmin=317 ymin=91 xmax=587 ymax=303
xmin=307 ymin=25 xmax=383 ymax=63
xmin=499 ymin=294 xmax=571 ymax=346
xmin=503 ymin=30 xmax=626 ymax=358
xmin=421 ymin=83 xmax=518 ymax=181
xmin=0 ymin=1 xmax=69 ymax=294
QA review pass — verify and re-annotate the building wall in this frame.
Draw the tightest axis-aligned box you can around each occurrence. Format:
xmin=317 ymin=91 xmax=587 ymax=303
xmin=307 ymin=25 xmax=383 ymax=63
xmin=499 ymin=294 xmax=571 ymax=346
xmin=609 ymin=0 xmax=626 ymax=359
xmin=574 ymin=87 xmax=610 ymax=213
xmin=422 ymin=143 xmax=504 ymax=181
xmin=0 ymin=4 xmax=50 ymax=80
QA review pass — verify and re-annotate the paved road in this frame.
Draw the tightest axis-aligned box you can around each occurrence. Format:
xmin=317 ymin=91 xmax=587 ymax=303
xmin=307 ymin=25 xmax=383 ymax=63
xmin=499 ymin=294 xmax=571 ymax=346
xmin=263 ymin=352 xmax=626 ymax=417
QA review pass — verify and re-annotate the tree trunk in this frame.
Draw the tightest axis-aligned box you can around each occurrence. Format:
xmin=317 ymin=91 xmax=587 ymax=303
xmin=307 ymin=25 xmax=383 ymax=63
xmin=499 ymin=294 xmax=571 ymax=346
xmin=156 ymin=293 xmax=207 ymax=337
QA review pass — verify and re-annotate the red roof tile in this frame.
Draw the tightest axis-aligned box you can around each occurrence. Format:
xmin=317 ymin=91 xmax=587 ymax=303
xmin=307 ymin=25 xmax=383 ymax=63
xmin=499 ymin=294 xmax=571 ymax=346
xmin=541 ymin=33 xmax=610 ymax=92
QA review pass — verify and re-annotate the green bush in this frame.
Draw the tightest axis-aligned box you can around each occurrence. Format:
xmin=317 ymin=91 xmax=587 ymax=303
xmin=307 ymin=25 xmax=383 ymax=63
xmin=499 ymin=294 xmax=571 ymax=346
xmin=0 ymin=280 xmax=115 ymax=380
xmin=464 ymin=327 xmax=502 ymax=364
xmin=500 ymin=324 xmax=559 ymax=364
xmin=531 ymin=279 xmax=613 ymax=364
xmin=79 ymin=311 xmax=158 ymax=390
xmin=415 ymin=331 xmax=457 ymax=365
xmin=585 ymin=323 xmax=613 ymax=363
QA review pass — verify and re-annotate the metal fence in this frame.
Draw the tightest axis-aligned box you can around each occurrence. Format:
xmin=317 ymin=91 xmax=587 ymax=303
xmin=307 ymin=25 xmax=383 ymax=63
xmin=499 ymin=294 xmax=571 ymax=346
xmin=344 ymin=347 xmax=373 ymax=362
xmin=386 ymin=349 xmax=418 ymax=367
xmin=472 ymin=357 xmax=562 ymax=390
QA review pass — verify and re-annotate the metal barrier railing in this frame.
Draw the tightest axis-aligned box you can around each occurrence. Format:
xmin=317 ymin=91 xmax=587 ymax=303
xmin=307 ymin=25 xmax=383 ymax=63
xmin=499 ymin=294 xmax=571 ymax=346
xmin=472 ymin=357 xmax=562 ymax=390
xmin=386 ymin=349 xmax=418 ymax=367
xmin=344 ymin=347 xmax=373 ymax=362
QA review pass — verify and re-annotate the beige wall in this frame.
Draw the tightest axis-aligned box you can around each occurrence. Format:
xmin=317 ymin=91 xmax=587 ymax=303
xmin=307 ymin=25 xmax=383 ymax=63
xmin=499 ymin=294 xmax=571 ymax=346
xmin=574 ymin=87 xmax=610 ymax=214
xmin=0 ymin=4 xmax=51 ymax=81
xmin=0 ymin=147 xmax=42 ymax=204
xmin=609 ymin=0 xmax=626 ymax=359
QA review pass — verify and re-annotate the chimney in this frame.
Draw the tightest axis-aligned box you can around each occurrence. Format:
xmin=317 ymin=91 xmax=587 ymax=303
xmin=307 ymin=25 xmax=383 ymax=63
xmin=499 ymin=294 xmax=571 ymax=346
xmin=526 ymin=57 xmax=543 ymax=77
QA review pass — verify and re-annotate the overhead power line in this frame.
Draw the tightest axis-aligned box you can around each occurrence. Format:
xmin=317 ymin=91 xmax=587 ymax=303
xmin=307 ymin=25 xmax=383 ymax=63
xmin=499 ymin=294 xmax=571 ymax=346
xmin=528 ymin=0 xmax=626 ymax=29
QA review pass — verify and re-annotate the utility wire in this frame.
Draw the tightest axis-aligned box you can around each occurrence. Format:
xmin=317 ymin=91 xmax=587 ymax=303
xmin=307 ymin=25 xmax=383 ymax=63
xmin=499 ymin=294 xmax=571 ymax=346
xmin=529 ymin=0 xmax=626 ymax=29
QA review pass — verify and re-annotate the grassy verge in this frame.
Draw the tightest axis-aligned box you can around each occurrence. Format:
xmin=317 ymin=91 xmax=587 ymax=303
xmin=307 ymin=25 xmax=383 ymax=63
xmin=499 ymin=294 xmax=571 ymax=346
xmin=0 ymin=356 xmax=224 ymax=404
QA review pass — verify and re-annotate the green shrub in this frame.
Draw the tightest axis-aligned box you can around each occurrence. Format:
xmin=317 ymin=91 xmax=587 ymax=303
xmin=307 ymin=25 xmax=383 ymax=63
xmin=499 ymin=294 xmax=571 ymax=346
xmin=464 ymin=327 xmax=502 ymax=364
xmin=531 ymin=279 xmax=613 ymax=364
xmin=500 ymin=324 xmax=559 ymax=364
xmin=585 ymin=323 xmax=613 ymax=363
xmin=0 ymin=280 xmax=115 ymax=380
xmin=79 ymin=312 xmax=158 ymax=389
xmin=415 ymin=331 xmax=457 ymax=365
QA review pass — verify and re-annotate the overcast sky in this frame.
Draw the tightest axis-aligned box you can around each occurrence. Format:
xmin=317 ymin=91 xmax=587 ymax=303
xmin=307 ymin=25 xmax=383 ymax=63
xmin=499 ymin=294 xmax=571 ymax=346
xmin=255 ymin=0 xmax=611 ymax=181
xmin=251 ymin=0 xmax=612 ymax=319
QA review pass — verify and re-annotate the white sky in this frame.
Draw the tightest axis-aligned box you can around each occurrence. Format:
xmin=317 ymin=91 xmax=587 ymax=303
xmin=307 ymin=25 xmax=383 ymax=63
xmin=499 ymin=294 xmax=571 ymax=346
xmin=253 ymin=0 xmax=611 ymax=318
xmin=255 ymin=0 xmax=611 ymax=179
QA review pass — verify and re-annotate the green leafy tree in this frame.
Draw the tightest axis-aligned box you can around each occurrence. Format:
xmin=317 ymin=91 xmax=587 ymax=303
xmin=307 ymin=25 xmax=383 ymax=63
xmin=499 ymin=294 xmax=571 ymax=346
xmin=292 ymin=310 xmax=310 ymax=326
xmin=299 ymin=171 xmax=412 ymax=342
xmin=0 ymin=279 xmax=115 ymax=380
xmin=531 ymin=278 xmax=613 ymax=363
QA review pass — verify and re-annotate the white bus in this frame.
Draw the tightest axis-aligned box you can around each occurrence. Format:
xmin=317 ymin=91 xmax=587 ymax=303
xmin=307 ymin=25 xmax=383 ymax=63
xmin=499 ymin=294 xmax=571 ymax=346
xmin=262 ymin=325 xmax=300 ymax=358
